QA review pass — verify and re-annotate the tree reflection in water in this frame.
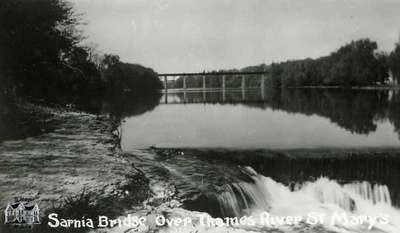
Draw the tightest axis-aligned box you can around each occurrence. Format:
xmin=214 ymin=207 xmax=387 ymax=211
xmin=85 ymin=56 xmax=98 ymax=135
xmin=162 ymin=88 xmax=400 ymax=138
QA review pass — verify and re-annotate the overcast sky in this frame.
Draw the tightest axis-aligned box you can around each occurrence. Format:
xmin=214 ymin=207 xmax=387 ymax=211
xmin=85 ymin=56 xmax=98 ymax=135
xmin=71 ymin=0 xmax=400 ymax=73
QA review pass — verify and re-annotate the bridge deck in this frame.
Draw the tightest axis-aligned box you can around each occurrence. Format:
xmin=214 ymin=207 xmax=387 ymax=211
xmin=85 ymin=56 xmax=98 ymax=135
xmin=158 ymin=71 xmax=269 ymax=77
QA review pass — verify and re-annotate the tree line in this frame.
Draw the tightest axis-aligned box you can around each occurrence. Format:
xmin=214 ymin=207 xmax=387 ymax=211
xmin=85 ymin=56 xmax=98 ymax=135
xmin=0 ymin=0 xmax=162 ymax=105
xmin=173 ymin=39 xmax=400 ymax=88
xmin=266 ymin=39 xmax=400 ymax=87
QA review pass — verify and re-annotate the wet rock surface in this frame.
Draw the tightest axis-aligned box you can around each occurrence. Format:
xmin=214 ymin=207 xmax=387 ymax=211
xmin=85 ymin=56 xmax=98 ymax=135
xmin=0 ymin=105 xmax=150 ymax=225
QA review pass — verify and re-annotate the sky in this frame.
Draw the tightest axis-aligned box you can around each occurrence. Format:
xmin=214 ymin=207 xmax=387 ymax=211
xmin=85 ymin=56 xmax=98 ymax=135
xmin=71 ymin=0 xmax=400 ymax=73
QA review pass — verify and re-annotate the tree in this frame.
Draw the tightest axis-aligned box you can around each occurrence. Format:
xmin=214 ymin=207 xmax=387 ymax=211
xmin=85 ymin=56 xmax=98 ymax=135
xmin=0 ymin=0 xmax=108 ymax=100
xmin=389 ymin=42 xmax=400 ymax=84
xmin=256 ymin=39 xmax=389 ymax=87
xmin=327 ymin=39 xmax=387 ymax=86
xmin=101 ymin=54 xmax=121 ymax=69
xmin=101 ymin=58 xmax=162 ymax=96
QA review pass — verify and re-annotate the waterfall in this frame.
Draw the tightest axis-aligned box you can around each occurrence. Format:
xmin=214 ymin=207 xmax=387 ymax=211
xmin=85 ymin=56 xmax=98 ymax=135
xmin=216 ymin=181 xmax=271 ymax=217
xmin=344 ymin=181 xmax=392 ymax=206
xmin=216 ymin=166 xmax=394 ymax=217
xmin=207 ymin=166 xmax=400 ymax=232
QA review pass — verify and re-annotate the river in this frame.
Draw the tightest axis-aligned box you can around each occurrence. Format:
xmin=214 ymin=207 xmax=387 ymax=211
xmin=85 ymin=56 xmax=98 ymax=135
xmin=1 ymin=89 xmax=400 ymax=233
xmin=118 ymin=88 xmax=400 ymax=233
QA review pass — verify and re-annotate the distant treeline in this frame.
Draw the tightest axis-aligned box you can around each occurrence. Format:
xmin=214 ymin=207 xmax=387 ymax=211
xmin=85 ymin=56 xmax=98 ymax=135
xmin=0 ymin=0 xmax=162 ymax=104
xmin=173 ymin=39 xmax=400 ymax=88
xmin=267 ymin=39 xmax=399 ymax=87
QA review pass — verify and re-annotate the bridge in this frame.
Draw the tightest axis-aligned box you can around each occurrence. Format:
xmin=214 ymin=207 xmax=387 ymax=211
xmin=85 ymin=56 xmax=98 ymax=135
xmin=158 ymin=71 xmax=269 ymax=91
xmin=157 ymin=71 xmax=270 ymax=103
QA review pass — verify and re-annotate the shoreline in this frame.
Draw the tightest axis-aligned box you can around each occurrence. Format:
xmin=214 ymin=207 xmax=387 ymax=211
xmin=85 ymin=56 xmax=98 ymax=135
xmin=151 ymin=146 xmax=400 ymax=157
xmin=0 ymin=103 xmax=151 ymax=232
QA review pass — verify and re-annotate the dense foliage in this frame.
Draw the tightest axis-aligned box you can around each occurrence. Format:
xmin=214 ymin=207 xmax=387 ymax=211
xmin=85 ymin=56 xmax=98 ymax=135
xmin=0 ymin=0 xmax=162 ymax=103
xmin=100 ymin=55 xmax=162 ymax=96
xmin=262 ymin=39 xmax=392 ymax=87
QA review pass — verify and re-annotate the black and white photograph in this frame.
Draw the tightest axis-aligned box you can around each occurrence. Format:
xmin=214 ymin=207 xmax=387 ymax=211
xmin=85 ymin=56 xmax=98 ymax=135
xmin=1 ymin=0 xmax=400 ymax=232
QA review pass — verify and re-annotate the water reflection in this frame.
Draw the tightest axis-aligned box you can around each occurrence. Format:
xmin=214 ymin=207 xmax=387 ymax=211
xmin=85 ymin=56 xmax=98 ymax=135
xmin=161 ymin=89 xmax=400 ymax=138
xmin=75 ymin=92 xmax=162 ymax=118
xmin=121 ymin=89 xmax=400 ymax=149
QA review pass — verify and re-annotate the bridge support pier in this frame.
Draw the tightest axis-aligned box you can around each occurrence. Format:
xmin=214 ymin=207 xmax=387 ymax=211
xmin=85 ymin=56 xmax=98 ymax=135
xmin=183 ymin=76 xmax=187 ymax=90
xmin=203 ymin=75 xmax=206 ymax=89
xmin=222 ymin=75 xmax=226 ymax=90
xmin=241 ymin=76 xmax=246 ymax=101
xmin=261 ymin=75 xmax=265 ymax=100
xmin=164 ymin=76 xmax=168 ymax=93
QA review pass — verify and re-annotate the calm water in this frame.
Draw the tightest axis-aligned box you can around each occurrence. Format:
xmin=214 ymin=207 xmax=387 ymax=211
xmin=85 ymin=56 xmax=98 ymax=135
xmin=119 ymin=89 xmax=400 ymax=233
xmin=121 ymin=89 xmax=400 ymax=150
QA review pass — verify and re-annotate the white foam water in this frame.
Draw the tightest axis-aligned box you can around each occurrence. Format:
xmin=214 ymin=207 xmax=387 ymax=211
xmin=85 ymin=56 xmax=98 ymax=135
xmin=211 ymin=166 xmax=400 ymax=233
xmin=94 ymin=166 xmax=400 ymax=233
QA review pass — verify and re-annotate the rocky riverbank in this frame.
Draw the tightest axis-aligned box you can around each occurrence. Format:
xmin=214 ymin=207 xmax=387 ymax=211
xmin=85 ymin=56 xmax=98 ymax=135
xmin=0 ymin=104 xmax=151 ymax=232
